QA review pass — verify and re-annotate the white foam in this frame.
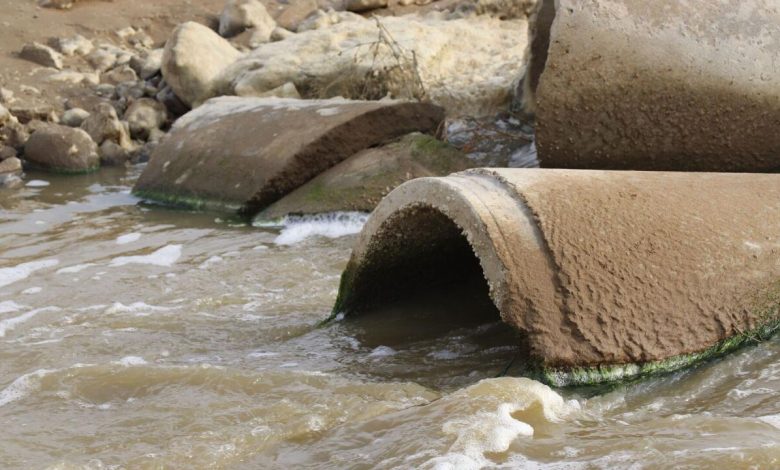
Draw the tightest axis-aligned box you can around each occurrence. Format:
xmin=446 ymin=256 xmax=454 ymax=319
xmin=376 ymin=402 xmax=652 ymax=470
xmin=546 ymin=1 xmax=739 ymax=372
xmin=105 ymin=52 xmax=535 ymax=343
xmin=116 ymin=232 xmax=142 ymax=245
xmin=0 ymin=259 xmax=59 ymax=288
xmin=258 ymin=212 xmax=368 ymax=245
xmin=429 ymin=349 xmax=460 ymax=360
xmin=21 ymin=287 xmax=42 ymax=295
xmin=0 ymin=369 xmax=53 ymax=408
xmin=0 ymin=300 xmax=24 ymax=314
xmin=104 ymin=302 xmax=171 ymax=316
xmin=759 ymin=414 xmax=780 ymax=429
xmin=25 ymin=180 xmax=50 ymax=187
xmin=369 ymin=346 xmax=398 ymax=358
xmin=56 ymin=263 xmax=96 ymax=274
xmin=198 ymin=255 xmax=223 ymax=270
xmin=0 ymin=307 xmax=60 ymax=337
xmin=109 ymin=244 xmax=182 ymax=267
xmin=113 ymin=356 xmax=148 ymax=366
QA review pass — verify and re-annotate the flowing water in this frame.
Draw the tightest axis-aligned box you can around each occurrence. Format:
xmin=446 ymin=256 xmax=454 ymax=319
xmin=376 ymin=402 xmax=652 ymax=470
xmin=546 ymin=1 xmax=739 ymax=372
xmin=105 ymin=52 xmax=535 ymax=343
xmin=0 ymin=168 xmax=778 ymax=469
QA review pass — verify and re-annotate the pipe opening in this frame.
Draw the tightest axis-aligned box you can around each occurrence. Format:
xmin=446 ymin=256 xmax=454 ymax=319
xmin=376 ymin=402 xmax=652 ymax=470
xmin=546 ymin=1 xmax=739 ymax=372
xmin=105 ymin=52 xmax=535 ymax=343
xmin=340 ymin=205 xmax=528 ymax=342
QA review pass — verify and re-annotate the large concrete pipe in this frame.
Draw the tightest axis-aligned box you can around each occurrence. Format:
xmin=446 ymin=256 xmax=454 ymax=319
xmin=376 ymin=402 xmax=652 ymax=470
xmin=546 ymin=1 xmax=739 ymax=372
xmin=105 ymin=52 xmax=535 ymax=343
xmin=331 ymin=169 xmax=780 ymax=386
xmin=524 ymin=0 xmax=780 ymax=172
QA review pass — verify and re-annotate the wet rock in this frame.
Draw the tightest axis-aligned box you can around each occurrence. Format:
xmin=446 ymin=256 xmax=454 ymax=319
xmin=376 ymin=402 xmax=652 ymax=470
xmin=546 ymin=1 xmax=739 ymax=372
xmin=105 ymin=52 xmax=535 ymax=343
xmin=0 ymin=173 xmax=23 ymax=189
xmin=102 ymin=65 xmax=139 ymax=85
xmin=345 ymin=0 xmax=388 ymax=13
xmin=0 ymin=104 xmax=13 ymax=126
xmin=0 ymin=145 xmax=17 ymax=161
xmin=80 ymin=102 xmax=132 ymax=148
xmin=124 ymin=98 xmax=167 ymax=140
xmin=256 ymin=133 xmax=476 ymax=220
xmin=219 ymin=0 xmax=276 ymax=41
xmin=215 ymin=15 xmax=529 ymax=116
xmin=133 ymin=96 xmax=445 ymax=214
xmin=24 ymin=124 xmax=99 ymax=173
xmin=161 ymin=22 xmax=242 ymax=107
xmin=129 ymin=48 xmax=164 ymax=80
xmin=50 ymin=34 xmax=94 ymax=56
xmin=20 ymin=42 xmax=63 ymax=69
xmin=61 ymin=108 xmax=90 ymax=128
xmin=0 ymin=156 xmax=22 ymax=175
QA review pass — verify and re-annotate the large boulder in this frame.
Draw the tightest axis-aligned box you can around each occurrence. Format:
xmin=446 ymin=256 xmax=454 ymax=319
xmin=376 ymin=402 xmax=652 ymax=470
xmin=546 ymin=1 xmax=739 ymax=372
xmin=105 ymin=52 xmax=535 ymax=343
xmin=219 ymin=0 xmax=277 ymax=40
xmin=256 ymin=133 xmax=476 ymax=220
xmin=24 ymin=124 xmax=99 ymax=173
xmin=213 ymin=15 xmax=528 ymax=116
xmin=161 ymin=22 xmax=242 ymax=107
xmin=525 ymin=0 xmax=780 ymax=172
xmin=133 ymin=96 xmax=445 ymax=214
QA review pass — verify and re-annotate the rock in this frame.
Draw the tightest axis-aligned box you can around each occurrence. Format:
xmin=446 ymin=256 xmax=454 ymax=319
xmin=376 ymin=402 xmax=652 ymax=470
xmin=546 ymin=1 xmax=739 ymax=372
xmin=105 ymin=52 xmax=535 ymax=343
xmin=345 ymin=0 xmax=388 ymax=13
xmin=0 ymin=121 xmax=30 ymax=149
xmin=0 ymin=145 xmax=18 ymax=161
xmin=219 ymin=0 xmax=276 ymax=41
xmin=0 ymin=156 xmax=22 ymax=175
xmin=124 ymin=98 xmax=167 ymax=140
xmin=0 ymin=104 xmax=13 ymax=126
xmin=454 ymin=0 xmax=537 ymax=19
xmin=24 ymin=124 xmax=99 ymax=173
xmin=94 ymin=83 xmax=117 ymax=99
xmin=256 ymin=133 xmax=476 ymax=220
xmin=101 ymin=65 xmax=139 ymax=85
xmin=38 ymin=0 xmax=75 ymax=8
xmin=61 ymin=108 xmax=90 ymax=127
xmin=215 ymin=15 xmax=529 ymax=116
xmin=116 ymin=81 xmax=147 ymax=101
xmin=270 ymin=27 xmax=295 ymax=42
xmin=80 ymin=102 xmax=132 ymax=148
xmin=86 ymin=48 xmax=118 ymax=72
xmin=20 ymin=42 xmax=63 ymax=69
xmin=133 ymin=96 xmax=445 ymax=214
xmin=7 ymin=104 xmax=56 ymax=124
xmin=0 ymin=173 xmax=23 ymax=189
xmin=275 ymin=0 xmax=319 ymax=32
xmin=0 ymin=88 xmax=14 ymax=104
xmin=296 ymin=9 xmax=365 ymax=33
xmin=51 ymin=35 xmax=94 ymax=56
xmin=47 ymin=71 xmax=100 ymax=85
xmin=155 ymin=85 xmax=190 ymax=117
xmin=161 ymin=22 xmax=242 ymax=107
xmin=252 ymin=82 xmax=301 ymax=99
xmin=98 ymin=140 xmax=131 ymax=166
xmin=129 ymin=48 xmax=164 ymax=80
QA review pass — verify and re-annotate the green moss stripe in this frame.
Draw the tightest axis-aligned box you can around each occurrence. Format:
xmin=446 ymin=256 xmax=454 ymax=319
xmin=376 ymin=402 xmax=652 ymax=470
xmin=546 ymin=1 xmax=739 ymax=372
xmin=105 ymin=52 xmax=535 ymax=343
xmin=132 ymin=188 xmax=243 ymax=213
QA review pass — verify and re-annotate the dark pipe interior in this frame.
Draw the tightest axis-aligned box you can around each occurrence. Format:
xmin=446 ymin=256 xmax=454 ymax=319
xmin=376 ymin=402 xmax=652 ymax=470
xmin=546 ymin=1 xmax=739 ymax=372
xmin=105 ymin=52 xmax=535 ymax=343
xmin=526 ymin=0 xmax=557 ymax=98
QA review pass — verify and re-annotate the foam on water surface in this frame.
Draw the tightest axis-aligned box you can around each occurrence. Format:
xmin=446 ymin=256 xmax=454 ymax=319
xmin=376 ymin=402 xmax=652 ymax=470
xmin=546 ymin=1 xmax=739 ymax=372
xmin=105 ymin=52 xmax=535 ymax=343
xmin=256 ymin=212 xmax=369 ymax=245
xmin=0 ymin=307 xmax=60 ymax=337
xmin=109 ymin=244 xmax=183 ymax=267
xmin=116 ymin=232 xmax=142 ymax=245
xmin=0 ymin=259 xmax=59 ymax=288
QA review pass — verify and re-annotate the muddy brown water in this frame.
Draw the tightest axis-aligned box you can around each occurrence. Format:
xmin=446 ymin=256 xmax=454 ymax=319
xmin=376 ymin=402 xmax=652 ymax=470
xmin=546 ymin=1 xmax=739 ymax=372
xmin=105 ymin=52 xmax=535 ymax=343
xmin=0 ymin=167 xmax=778 ymax=469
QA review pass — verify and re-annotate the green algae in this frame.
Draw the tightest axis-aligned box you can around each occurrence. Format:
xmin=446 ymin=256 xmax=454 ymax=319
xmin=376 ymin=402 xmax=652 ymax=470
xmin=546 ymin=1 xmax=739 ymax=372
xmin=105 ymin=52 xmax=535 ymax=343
xmin=132 ymin=188 xmax=243 ymax=213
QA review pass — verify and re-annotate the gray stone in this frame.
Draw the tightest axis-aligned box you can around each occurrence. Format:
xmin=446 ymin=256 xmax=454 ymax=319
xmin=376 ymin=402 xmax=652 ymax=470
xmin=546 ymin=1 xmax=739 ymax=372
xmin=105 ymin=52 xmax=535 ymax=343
xmin=20 ymin=42 xmax=63 ymax=69
xmin=101 ymin=65 xmax=139 ymax=85
xmin=0 ymin=121 xmax=29 ymax=149
xmin=51 ymin=34 xmax=94 ymax=56
xmin=219 ymin=0 xmax=277 ymax=40
xmin=0 ymin=145 xmax=17 ymax=161
xmin=80 ymin=102 xmax=132 ymax=148
xmin=61 ymin=108 xmax=90 ymax=127
xmin=129 ymin=48 xmax=164 ymax=80
xmin=0 ymin=156 xmax=22 ymax=175
xmin=24 ymin=124 xmax=99 ymax=173
xmin=98 ymin=140 xmax=131 ymax=166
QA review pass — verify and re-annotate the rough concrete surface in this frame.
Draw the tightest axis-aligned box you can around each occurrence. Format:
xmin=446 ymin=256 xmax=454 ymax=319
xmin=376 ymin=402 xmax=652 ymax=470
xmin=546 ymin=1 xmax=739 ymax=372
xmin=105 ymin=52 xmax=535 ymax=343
xmin=333 ymin=169 xmax=780 ymax=383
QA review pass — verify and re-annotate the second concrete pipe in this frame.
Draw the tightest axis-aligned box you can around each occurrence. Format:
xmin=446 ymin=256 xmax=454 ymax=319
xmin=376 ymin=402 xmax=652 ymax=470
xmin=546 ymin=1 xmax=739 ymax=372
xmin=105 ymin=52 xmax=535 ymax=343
xmin=525 ymin=0 xmax=780 ymax=172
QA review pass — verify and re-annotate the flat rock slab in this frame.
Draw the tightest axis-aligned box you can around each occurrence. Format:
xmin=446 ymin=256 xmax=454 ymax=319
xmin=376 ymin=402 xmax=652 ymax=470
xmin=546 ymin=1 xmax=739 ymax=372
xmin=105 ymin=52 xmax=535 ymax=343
xmin=255 ymin=133 xmax=476 ymax=220
xmin=333 ymin=169 xmax=780 ymax=385
xmin=133 ymin=97 xmax=444 ymax=214
xmin=525 ymin=0 xmax=780 ymax=172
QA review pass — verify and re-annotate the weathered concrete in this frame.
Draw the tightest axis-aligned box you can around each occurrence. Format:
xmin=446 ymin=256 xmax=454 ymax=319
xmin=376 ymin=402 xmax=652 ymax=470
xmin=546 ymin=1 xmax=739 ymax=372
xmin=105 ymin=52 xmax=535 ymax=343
xmin=254 ymin=133 xmax=476 ymax=220
xmin=133 ymin=97 xmax=445 ymax=214
xmin=525 ymin=0 xmax=780 ymax=172
xmin=332 ymin=169 xmax=780 ymax=386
